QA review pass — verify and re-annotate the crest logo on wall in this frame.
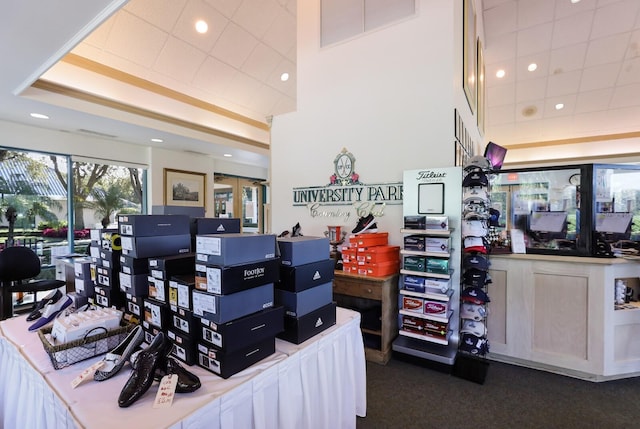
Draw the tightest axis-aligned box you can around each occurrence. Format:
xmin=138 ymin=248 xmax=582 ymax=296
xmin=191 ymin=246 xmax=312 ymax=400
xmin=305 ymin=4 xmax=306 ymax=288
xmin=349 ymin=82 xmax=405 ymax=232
xmin=330 ymin=148 xmax=361 ymax=186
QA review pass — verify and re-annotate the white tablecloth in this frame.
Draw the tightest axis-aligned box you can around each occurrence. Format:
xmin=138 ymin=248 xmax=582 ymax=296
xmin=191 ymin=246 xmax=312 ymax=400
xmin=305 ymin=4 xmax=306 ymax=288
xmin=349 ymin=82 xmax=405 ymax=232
xmin=0 ymin=307 xmax=366 ymax=429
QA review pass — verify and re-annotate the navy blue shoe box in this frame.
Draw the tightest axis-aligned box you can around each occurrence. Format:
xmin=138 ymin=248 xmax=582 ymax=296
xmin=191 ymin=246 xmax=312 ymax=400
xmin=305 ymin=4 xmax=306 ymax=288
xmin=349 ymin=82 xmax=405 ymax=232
xmin=93 ymin=284 xmax=125 ymax=309
xmin=124 ymin=293 xmax=143 ymax=325
xmin=168 ymin=328 xmax=197 ymax=366
xmin=148 ymin=276 xmax=169 ymax=303
xmin=276 ymin=236 xmax=331 ymax=266
xmin=73 ymin=258 xmax=95 ymax=298
xmin=191 ymin=217 xmax=241 ymax=236
xmin=192 ymin=283 xmax=274 ymax=324
xmin=170 ymin=306 xmax=197 ymax=338
xmin=99 ymin=249 xmax=121 ymax=271
xmin=148 ymin=253 xmax=195 ymax=280
xmin=275 ymin=281 xmax=333 ymax=317
xmin=195 ymin=233 xmax=277 ymax=266
xmin=199 ymin=305 xmax=284 ymax=352
xmin=197 ymin=337 xmax=275 ymax=379
xmin=96 ymin=266 xmax=118 ymax=288
xmin=278 ymin=258 xmax=335 ymax=293
xmin=121 ymin=234 xmax=191 ymax=259
xmin=119 ymin=272 xmax=148 ymax=296
xmin=118 ymin=214 xmax=191 ymax=237
xmin=277 ymin=301 xmax=337 ymax=344
xmin=143 ymin=297 xmax=170 ymax=331
xmin=194 ymin=257 xmax=280 ymax=295
xmin=120 ymin=255 xmax=149 ymax=275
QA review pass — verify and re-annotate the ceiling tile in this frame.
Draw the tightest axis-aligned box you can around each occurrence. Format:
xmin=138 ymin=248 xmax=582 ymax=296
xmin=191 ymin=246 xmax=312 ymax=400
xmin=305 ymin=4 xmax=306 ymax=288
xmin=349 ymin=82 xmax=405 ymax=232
xmin=543 ymin=94 xmax=576 ymax=118
xmin=241 ymin=43 xmax=282 ymax=82
xmin=483 ymin=0 xmax=513 ymax=10
xmin=580 ymin=62 xmax=621 ymax=91
xmin=104 ymin=11 xmax=168 ymax=68
xmin=487 ymin=104 xmax=516 ymax=126
xmin=551 ymin=10 xmax=593 ymax=49
xmin=516 ymin=52 xmax=550 ymax=81
xmin=203 ymin=0 xmax=242 ymax=19
xmin=515 ymin=100 xmax=543 ymax=122
xmin=624 ymin=29 xmax=640 ymax=59
xmin=546 ymin=69 xmax=581 ymax=97
xmin=549 ymin=43 xmax=587 ymax=74
xmin=153 ymin=36 xmax=207 ymax=83
xmin=554 ymin=0 xmax=596 ymax=20
xmin=591 ymin=0 xmax=639 ymax=39
xmin=223 ymin=71 xmax=263 ymax=107
xmin=487 ymin=81 xmax=515 ymax=107
xmin=584 ymin=32 xmax=630 ymax=68
xmin=484 ymin=32 xmax=517 ymax=63
xmin=517 ymin=23 xmax=553 ymax=56
xmin=574 ymin=88 xmax=614 ymax=113
xmin=483 ymin=1 xmax=516 ymax=40
xmin=262 ymin=7 xmax=296 ymax=56
xmin=172 ymin=0 xmax=229 ymax=53
xmin=192 ymin=56 xmax=239 ymax=94
xmin=516 ymin=77 xmax=547 ymax=103
xmin=618 ymin=56 xmax=640 ymax=85
xmin=266 ymin=57 xmax=295 ymax=90
xmin=211 ymin=22 xmax=258 ymax=69
xmin=517 ymin=0 xmax=554 ymax=30
xmin=123 ymin=0 xmax=187 ymax=31
xmin=610 ymin=82 xmax=640 ymax=108
xmin=233 ymin=0 xmax=280 ymax=40
xmin=485 ymin=58 xmax=517 ymax=87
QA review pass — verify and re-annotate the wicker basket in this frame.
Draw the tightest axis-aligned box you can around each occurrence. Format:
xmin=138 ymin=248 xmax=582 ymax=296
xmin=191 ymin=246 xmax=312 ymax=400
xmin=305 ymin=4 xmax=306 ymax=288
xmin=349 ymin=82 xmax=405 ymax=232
xmin=37 ymin=322 xmax=135 ymax=370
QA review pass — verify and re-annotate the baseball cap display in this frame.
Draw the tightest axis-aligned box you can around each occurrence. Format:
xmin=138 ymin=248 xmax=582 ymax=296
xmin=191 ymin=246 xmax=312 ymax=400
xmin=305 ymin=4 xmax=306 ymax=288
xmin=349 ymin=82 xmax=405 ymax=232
xmin=460 ymin=320 xmax=486 ymax=337
xmin=463 ymin=187 xmax=490 ymax=204
xmin=462 ymin=170 xmax=489 ymax=188
xmin=460 ymin=302 xmax=487 ymax=321
xmin=461 ymin=220 xmax=488 ymax=239
xmin=463 ymin=254 xmax=489 ymax=271
xmin=461 ymin=286 xmax=491 ymax=304
xmin=463 ymin=236 xmax=489 ymax=254
xmin=463 ymin=268 xmax=491 ymax=287
xmin=464 ymin=155 xmax=492 ymax=172
xmin=459 ymin=333 xmax=490 ymax=355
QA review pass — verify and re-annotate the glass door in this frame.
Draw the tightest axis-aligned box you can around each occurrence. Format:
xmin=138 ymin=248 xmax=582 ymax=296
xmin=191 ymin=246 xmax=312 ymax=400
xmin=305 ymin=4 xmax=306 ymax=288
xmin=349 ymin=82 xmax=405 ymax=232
xmin=213 ymin=175 xmax=264 ymax=233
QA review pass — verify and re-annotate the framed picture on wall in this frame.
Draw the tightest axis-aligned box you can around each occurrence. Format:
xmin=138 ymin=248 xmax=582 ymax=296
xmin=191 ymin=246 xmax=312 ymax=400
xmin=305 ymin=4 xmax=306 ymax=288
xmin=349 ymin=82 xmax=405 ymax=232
xmin=463 ymin=0 xmax=477 ymax=114
xmin=477 ymin=38 xmax=486 ymax=136
xmin=164 ymin=168 xmax=206 ymax=208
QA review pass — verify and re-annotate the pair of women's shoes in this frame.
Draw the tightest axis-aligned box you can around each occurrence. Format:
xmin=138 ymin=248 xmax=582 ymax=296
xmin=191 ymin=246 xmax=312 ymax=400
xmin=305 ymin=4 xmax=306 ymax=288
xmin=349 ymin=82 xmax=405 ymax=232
xmin=27 ymin=292 xmax=73 ymax=332
xmin=117 ymin=331 xmax=201 ymax=408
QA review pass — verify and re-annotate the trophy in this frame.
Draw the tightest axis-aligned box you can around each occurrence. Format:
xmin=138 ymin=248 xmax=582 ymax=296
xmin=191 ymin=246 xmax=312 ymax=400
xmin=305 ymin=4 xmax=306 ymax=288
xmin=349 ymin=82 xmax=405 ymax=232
xmin=324 ymin=225 xmax=347 ymax=263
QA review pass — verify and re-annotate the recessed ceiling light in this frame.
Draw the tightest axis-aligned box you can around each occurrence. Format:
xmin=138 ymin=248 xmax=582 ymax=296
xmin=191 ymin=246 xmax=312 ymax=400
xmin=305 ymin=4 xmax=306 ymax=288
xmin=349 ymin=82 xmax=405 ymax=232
xmin=195 ymin=20 xmax=208 ymax=34
xmin=555 ymin=103 xmax=564 ymax=110
xmin=527 ymin=63 xmax=537 ymax=72
xmin=280 ymin=72 xmax=289 ymax=82
xmin=223 ymin=153 xmax=232 ymax=157
xmin=151 ymin=138 xmax=163 ymax=143
xmin=571 ymin=0 xmax=581 ymax=4
xmin=30 ymin=113 xmax=49 ymax=119
xmin=496 ymin=69 xmax=506 ymax=78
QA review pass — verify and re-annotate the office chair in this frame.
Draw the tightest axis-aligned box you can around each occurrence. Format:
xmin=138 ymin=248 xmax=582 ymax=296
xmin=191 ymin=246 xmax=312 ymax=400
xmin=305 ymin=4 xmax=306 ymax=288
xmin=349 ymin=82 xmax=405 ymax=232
xmin=0 ymin=246 xmax=65 ymax=320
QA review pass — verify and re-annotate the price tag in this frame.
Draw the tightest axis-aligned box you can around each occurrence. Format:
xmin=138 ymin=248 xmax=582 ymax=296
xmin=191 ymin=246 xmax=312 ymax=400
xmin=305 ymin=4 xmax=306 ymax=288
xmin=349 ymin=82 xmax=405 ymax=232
xmin=153 ymin=374 xmax=178 ymax=409
xmin=71 ymin=361 xmax=105 ymax=389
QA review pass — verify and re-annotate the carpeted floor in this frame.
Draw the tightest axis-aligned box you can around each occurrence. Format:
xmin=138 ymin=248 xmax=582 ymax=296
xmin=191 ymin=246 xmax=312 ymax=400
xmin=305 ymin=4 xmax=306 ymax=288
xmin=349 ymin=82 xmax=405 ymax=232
xmin=357 ymin=355 xmax=640 ymax=429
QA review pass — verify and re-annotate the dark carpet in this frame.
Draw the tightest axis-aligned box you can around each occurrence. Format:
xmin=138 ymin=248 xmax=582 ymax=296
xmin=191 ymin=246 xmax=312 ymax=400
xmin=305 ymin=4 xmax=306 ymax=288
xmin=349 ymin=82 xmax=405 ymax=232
xmin=357 ymin=355 xmax=640 ymax=429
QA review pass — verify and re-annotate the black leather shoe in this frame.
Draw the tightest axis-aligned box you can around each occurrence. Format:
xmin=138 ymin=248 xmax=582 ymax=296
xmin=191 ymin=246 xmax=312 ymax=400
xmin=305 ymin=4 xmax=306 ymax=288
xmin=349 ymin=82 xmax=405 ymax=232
xmin=159 ymin=357 xmax=201 ymax=393
xmin=117 ymin=332 xmax=166 ymax=408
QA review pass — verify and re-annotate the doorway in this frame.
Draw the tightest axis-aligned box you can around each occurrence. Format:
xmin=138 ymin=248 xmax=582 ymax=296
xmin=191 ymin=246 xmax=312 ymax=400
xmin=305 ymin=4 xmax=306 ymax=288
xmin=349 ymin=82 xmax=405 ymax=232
xmin=213 ymin=174 xmax=265 ymax=233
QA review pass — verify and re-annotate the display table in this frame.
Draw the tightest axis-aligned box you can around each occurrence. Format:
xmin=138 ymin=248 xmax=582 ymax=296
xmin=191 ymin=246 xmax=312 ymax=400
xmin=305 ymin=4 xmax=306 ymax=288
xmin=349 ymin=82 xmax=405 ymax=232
xmin=0 ymin=307 xmax=366 ymax=428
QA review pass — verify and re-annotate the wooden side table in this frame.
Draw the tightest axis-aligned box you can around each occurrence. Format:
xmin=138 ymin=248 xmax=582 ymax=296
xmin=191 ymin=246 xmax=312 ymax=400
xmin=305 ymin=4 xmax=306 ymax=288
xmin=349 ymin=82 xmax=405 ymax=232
xmin=333 ymin=271 xmax=399 ymax=364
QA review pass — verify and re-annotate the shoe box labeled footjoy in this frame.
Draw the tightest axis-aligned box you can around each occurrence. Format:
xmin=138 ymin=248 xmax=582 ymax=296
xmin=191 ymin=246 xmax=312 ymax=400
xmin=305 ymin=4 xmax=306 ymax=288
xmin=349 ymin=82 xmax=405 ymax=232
xmin=277 ymin=301 xmax=337 ymax=345
xmin=167 ymin=329 xmax=197 ymax=365
xmin=197 ymin=337 xmax=276 ymax=379
xmin=170 ymin=306 xmax=197 ymax=338
xmin=99 ymin=249 xmax=121 ymax=270
xmin=119 ymin=272 xmax=148 ymax=296
xmin=121 ymin=234 xmax=192 ymax=259
xmin=356 ymin=245 xmax=400 ymax=264
xmin=191 ymin=217 xmax=241 ymax=236
xmin=194 ymin=257 xmax=280 ymax=295
xmin=148 ymin=276 xmax=169 ymax=303
xmin=93 ymin=284 xmax=125 ymax=309
xmin=277 ymin=258 xmax=335 ymax=292
xmin=349 ymin=232 xmax=389 ymax=250
xmin=198 ymin=306 xmax=284 ymax=352
xmin=192 ymin=283 xmax=274 ymax=324
xmin=124 ymin=293 xmax=143 ymax=324
xmin=119 ymin=255 xmax=150 ymax=275
xmin=277 ymin=236 xmax=330 ymax=266
xmin=143 ymin=297 xmax=170 ymax=330
xmin=168 ymin=275 xmax=195 ymax=311
xmin=118 ymin=214 xmax=190 ymax=237
xmin=275 ymin=281 xmax=333 ymax=317
xmin=195 ymin=233 xmax=277 ymax=266
xmin=148 ymin=253 xmax=195 ymax=280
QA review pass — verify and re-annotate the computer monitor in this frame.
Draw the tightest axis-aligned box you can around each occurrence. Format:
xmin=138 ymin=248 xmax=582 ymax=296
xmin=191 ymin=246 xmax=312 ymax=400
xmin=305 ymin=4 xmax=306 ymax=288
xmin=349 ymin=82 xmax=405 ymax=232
xmin=484 ymin=141 xmax=508 ymax=170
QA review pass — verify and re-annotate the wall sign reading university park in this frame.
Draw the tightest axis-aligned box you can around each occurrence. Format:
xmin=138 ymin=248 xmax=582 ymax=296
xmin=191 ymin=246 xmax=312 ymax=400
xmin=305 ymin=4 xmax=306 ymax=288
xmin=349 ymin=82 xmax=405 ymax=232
xmin=292 ymin=148 xmax=403 ymax=221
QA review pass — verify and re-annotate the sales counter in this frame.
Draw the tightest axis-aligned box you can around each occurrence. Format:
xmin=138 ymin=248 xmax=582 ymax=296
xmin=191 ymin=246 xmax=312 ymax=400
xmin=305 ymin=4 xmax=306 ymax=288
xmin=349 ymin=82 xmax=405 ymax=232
xmin=0 ymin=307 xmax=366 ymax=428
xmin=487 ymin=253 xmax=640 ymax=381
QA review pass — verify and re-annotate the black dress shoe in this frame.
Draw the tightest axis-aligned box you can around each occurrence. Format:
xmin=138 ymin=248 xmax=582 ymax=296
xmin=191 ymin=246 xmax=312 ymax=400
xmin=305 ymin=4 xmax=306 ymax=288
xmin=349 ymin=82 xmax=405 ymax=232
xmin=161 ymin=357 xmax=201 ymax=393
xmin=118 ymin=332 xmax=166 ymax=408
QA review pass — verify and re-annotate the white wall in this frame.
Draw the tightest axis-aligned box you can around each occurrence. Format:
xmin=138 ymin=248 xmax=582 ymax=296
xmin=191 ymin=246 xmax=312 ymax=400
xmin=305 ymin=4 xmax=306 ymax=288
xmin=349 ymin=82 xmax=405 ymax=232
xmin=270 ymin=0 xmax=473 ymax=244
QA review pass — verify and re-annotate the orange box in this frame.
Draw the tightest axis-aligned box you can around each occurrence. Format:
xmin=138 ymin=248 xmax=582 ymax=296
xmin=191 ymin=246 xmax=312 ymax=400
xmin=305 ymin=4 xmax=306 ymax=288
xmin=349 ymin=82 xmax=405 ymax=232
xmin=342 ymin=262 xmax=358 ymax=273
xmin=349 ymin=232 xmax=389 ymax=250
xmin=357 ymin=260 xmax=399 ymax=277
xmin=341 ymin=247 xmax=358 ymax=263
xmin=357 ymin=245 xmax=400 ymax=264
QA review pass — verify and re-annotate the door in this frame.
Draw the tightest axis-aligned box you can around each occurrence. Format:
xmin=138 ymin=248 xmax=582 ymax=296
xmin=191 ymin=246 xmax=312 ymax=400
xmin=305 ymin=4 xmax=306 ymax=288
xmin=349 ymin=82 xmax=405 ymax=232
xmin=213 ymin=175 xmax=264 ymax=233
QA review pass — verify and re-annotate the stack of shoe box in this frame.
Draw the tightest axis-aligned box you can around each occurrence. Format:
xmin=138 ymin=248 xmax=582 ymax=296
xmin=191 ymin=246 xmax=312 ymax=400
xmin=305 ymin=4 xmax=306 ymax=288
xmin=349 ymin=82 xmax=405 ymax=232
xmin=88 ymin=229 xmax=125 ymax=309
xmin=341 ymin=232 xmax=400 ymax=277
xmin=117 ymin=214 xmax=192 ymax=346
xmin=193 ymin=233 xmax=283 ymax=378
xmin=276 ymin=236 xmax=337 ymax=344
